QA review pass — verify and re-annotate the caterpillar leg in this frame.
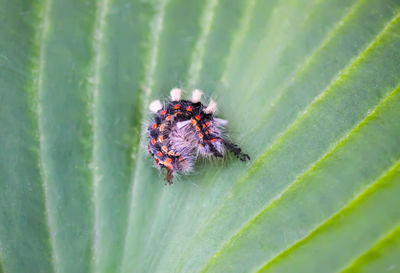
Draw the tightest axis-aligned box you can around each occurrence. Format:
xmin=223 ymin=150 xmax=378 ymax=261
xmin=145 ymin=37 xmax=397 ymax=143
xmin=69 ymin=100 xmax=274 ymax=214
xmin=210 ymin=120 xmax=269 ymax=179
xmin=165 ymin=168 xmax=174 ymax=185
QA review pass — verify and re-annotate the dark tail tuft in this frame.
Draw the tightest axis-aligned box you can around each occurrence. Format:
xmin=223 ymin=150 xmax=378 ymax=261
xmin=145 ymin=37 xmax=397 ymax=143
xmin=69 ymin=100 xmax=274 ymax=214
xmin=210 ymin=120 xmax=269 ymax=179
xmin=224 ymin=140 xmax=250 ymax=162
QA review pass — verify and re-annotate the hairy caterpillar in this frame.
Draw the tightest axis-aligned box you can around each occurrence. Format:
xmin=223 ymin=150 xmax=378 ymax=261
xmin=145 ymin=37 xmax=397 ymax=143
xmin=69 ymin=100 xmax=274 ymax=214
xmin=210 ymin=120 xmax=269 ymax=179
xmin=147 ymin=88 xmax=250 ymax=184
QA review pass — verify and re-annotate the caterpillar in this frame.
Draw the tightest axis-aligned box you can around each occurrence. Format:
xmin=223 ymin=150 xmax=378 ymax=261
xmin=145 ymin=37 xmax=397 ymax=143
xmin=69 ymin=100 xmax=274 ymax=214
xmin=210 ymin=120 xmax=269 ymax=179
xmin=147 ymin=88 xmax=250 ymax=184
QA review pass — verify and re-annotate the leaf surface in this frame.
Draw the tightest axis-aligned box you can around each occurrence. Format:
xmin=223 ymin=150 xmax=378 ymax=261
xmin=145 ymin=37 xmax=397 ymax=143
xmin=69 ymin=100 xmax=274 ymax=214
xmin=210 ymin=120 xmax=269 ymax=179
xmin=0 ymin=0 xmax=399 ymax=273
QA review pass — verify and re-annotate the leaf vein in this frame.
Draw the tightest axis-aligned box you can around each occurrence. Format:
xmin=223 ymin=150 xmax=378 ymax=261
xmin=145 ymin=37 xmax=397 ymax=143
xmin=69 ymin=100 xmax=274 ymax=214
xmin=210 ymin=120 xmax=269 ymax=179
xmin=119 ymin=0 xmax=169 ymax=271
xmin=337 ymin=222 xmax=400 ymax=273
xmin=245 ymin=0 xmax=358 ymax=98
xmin=187 ymin=0 xmax=220 ymax=88
xmin=255 ymin=159 xmax=400 ymax=272
xmin=249 ymin=0 xmax=364 ymax=131
xmin=90 ymin=0 xmax=109 ymax=271
xmin=35 ymin=0 xmax=58 ymax=271
xmin=219 ymin=0 xmax=257 ymax=85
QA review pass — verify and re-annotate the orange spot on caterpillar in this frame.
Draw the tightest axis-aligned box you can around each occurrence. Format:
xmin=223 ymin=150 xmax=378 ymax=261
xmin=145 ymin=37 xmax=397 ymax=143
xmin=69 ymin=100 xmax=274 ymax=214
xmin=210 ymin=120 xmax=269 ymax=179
xmin=165 ymin=158 xmax=173 ymax=163
xmin=191 ymin=119 xmax=197 ymax=125
xmin=199 ymin=133 xmax=203 ymax=138
xmin=152 ymin=123 xmax=157 ymax=129
xmin=166 ymin=115 xmax=173 ymax=121
xmin=168 ymin=150 xmax=175 ymax=156
xmin=157 ymin=151 xmax=163 ymax=157
xmin=202 ymin=124 xmax=206 ymax=128
xmin=160 ymin=110 xmax=167 ymax=115
xmin=206 ymin=121 xmax=211 ymax=127
xmin=186 ymin=106 xmax=193 ymax=111
xmin=195 ymin=126 xmax=201 ymax=132
xmin=164 ymin=161 xmax=173 ymax=169
xmin=151 ymin=138 xmax=156 ymax=145
xmin=158 ymin=135 xmax=164 ymax=142
xmin=211 ymin=138 xmax=216 ymax=143
xmin=161 ymin=146 xmax=168 ymax=153
xmin=159 ymin=124 xmax=165 ymax=131
xmin=173 ymin=104 xmax=180 ymax=109
xmin=195 ymin=115 xmax=201 ymax=120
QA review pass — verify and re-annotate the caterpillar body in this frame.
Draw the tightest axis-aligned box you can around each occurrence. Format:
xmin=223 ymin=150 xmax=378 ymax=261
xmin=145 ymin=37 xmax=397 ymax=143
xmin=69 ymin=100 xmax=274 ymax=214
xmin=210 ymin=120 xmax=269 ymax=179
xmin=147 ymin=88 xmax=250 ymax=184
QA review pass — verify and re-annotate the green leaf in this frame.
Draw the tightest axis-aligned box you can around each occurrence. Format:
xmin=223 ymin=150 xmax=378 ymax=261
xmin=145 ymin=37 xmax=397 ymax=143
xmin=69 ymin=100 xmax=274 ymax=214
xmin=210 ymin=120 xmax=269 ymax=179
xmin=1 ymin=0 xmax=399 ymax=273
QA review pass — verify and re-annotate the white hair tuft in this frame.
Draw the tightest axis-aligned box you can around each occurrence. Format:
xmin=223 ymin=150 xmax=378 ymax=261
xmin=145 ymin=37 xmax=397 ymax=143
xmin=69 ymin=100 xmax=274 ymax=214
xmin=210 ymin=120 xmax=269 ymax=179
xmin=149 ymin=100 xmax=162 ymax=113
xmin=191 ymin=89 xmax=203 ymax=103
xmin=170 ymin=88 xmax=182 ymax=101
xmin=215 ymin=118 xmax=228 ymax=126
xmin=204 ymin=99 xmax=217 ymax=114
